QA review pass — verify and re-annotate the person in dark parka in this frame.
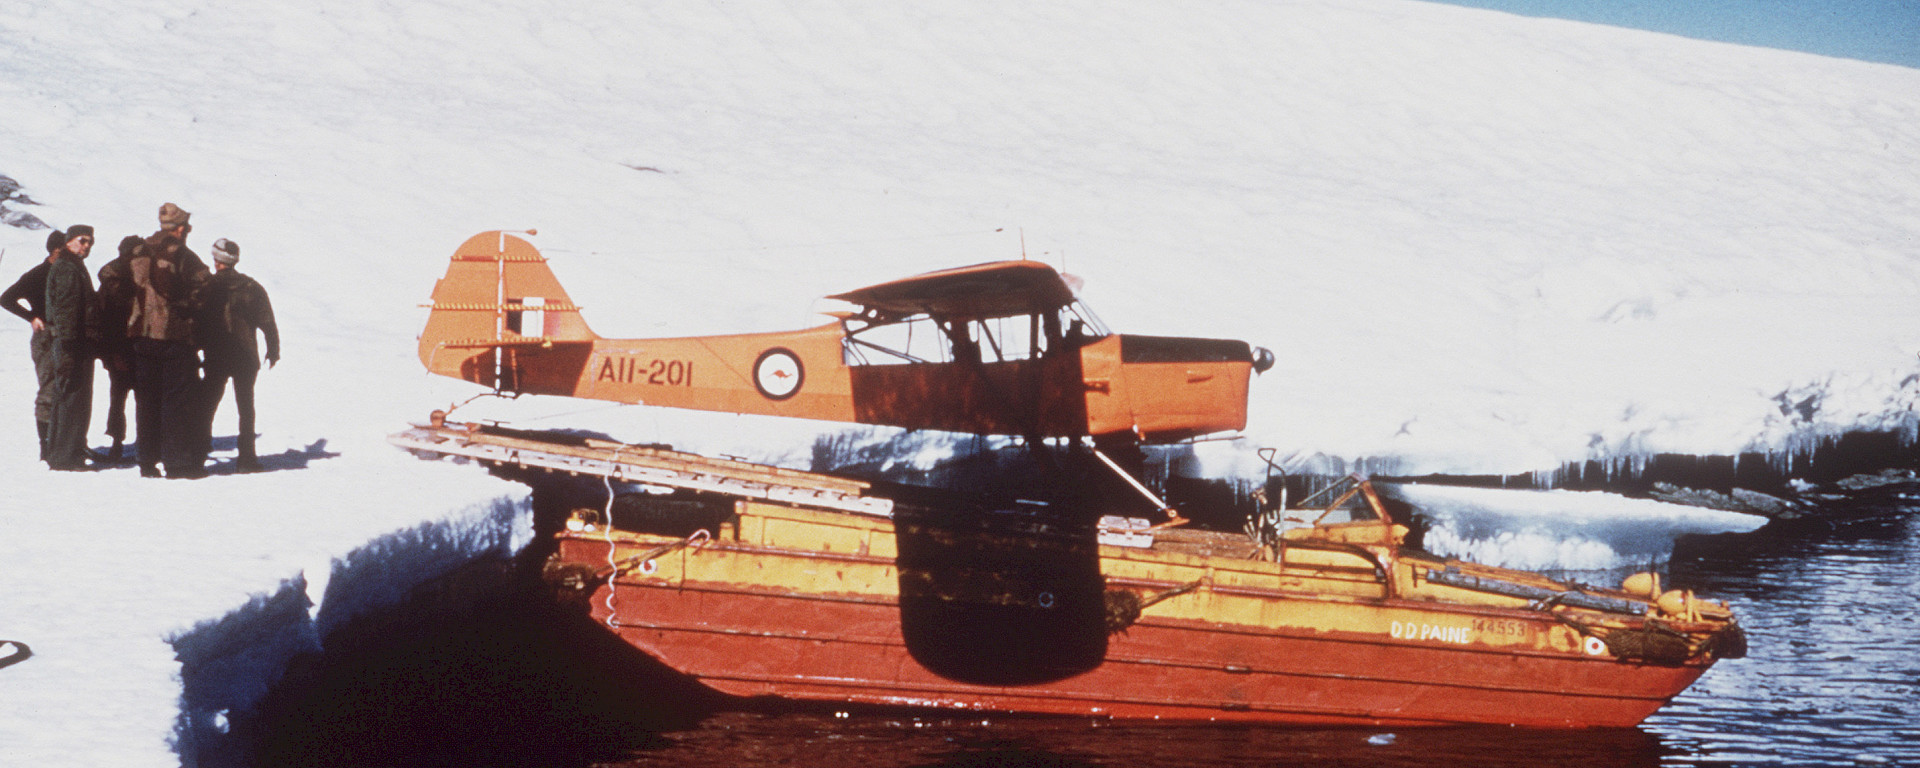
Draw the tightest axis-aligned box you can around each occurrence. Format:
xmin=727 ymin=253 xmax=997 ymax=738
xmin=196 ymin=237 xmax=279 ymax=472
xmin=128 ymin=203 xmax=209 ymax=478
xmin=2 ymin=230 xmax=64 ymax=459
xmin=92 ymin=235 xmax=143 ymax=462
xmin=44 ymin=224 xmax=96 ymax=470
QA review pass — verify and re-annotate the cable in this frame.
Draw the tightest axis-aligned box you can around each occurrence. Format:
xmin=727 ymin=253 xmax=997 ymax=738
xmin=601 ymin=444 xmax=625 ymax=628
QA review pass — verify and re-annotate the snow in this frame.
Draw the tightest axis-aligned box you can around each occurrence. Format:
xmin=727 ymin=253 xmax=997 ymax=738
xmin=2 ymin=0 xmax=1917 ymax=764
xmin=1384 ymin=483 xmax=1768 ymax=571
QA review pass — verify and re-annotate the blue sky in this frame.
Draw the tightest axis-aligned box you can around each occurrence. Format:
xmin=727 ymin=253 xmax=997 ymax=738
xmin=1424 ymin=0 xmax=1920 ymax=69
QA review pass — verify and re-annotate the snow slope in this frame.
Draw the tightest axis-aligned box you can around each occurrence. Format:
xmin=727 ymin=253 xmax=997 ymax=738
xmin=1 ymin=0 xmax=1916 ymax=764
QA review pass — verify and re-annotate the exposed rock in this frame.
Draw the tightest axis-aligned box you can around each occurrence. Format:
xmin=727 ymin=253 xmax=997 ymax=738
xmin=1834 ymin=469 xmax=1920 ymax=492
xmin=0 ymin=173 xmax=48 ymax=230
xmin=1 ymin=209 xmax=48 ymax=230
xmin=1648 ymin=482 xmax=1812 ymax=520
xmin=1649 ymin=483 xmax=1747 ymax=512
xmin=1729 ymin=488 xmax=1809 ymax=520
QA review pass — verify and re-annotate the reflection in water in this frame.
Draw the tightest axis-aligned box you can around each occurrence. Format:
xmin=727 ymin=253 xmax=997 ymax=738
xmin=608 ymin=712 xmax=1673 ymax=768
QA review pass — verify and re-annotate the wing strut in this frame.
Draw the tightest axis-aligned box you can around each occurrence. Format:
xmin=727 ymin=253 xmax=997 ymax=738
xmin=1091 ymin=448 xmax=1187 ymax=528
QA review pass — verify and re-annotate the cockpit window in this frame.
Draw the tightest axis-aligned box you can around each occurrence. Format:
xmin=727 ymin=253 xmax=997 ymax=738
xmin=843 ymin=300 xmax=1110 ymax=366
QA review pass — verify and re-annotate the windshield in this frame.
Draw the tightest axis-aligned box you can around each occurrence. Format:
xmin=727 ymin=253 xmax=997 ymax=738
xmin=842 ymin=300 xmax=1111 ymax=366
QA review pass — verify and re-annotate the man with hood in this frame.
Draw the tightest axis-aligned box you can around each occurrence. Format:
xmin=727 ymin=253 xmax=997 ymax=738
xmin=2 ymin=230 xmax=67 ymax=459
xmin=197 ymin=237 xmax=279 ymax=472
xmin=128 ymin=203 xmax=209 ymax=478
xmin=43 ymin=224 xmax=96 ymax=470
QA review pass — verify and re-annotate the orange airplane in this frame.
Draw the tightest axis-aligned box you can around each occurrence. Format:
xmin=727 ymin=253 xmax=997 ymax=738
xmin=418 ymin=231 xmax=1273 ymax=447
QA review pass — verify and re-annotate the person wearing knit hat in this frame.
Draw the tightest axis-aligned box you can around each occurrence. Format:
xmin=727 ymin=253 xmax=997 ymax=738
xmin=91 ymin=235 xmax=147 ymax=462
xmin=197 ymin=236 xmax=279 ymax=472
xmin=149 ymin=203 xmax=205 ymax=273
xmin=2 ymin=230 xmax=69 ymax=458
xmin=43 ymin=223 xmax=97 ymax=470
xmin=59 ymin=226 xmax=95 ymax=264
xmin=158 ymin=202 xmax=189 ymax=228
xmin=129 ymin=203 xmax=211 ymax=478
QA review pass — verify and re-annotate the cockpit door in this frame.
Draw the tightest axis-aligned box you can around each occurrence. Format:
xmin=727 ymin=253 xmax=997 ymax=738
xmin=1078 ymin=335 xmax=1134 ymax=439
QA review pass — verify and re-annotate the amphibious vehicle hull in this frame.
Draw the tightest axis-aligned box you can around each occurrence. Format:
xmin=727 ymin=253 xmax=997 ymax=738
xmin=394 ymin=421 xmax=1740 ymax=728
xmin=548 ymin=495 xmax=1739 ymax=728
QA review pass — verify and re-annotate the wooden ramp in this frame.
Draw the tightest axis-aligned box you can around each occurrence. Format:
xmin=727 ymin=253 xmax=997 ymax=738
xmin=389 ymin=420 xmax=895 ymax=518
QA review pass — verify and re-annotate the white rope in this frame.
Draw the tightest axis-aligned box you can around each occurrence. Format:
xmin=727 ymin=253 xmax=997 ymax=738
xmin=601 ymin=445 xmax=625 ymax=628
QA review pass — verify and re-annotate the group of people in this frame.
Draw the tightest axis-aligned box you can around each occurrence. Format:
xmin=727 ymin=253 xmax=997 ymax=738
xmin=3 ymin=203 xmax=280 ymax=478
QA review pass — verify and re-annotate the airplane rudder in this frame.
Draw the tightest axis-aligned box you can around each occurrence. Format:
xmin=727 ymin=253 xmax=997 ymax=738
xmin=502 ymin=259 xmax=594 ymax=342
xmin=480 ymin=231 xmax=597 ymax=342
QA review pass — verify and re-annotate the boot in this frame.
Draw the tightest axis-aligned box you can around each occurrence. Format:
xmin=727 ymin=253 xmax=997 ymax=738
xmin=36 ymin=421 xmax=48 ymax=462
xmin=237 ymin=442 xmax=263 ymax=473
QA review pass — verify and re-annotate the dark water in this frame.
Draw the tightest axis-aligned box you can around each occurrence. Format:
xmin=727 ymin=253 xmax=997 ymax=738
xmin=1648 ymin=503 xmax=1920 ymax=766
xmin=251 ymin=500 xmax=1918 ymax=768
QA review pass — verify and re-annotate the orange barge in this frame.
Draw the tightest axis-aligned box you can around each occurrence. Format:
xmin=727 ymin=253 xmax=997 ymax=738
xmin=395 ymin=422 xmax=1746 ymax=728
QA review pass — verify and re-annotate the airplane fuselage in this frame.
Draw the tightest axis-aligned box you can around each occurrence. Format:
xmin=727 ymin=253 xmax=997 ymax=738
xmin=420 ymin=232 xmax=1260 ymax=444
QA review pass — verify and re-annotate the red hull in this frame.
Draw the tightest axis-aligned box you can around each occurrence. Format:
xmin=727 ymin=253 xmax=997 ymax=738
xmin=394 ymin=416 xmax=1734 ymax=728
xmin=579 ymin=574 xmax=1706 ymax=728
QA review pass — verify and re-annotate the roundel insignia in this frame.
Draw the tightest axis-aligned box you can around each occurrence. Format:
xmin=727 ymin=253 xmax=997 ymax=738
xmin=753 ymin=348 xmax=804 ymax=401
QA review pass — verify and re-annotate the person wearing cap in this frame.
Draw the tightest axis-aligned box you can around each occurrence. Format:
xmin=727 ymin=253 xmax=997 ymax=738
xmin=2 ymin=230 xmax=66 ymax=459
xmin=196 ymin=237 xmax=279 ymax=472
xmin=128 ymin=202 xmax=210 ymax=478
xmin=91 ymin=234 xmax=144 ymax=462
xmin=43 ymin=225 xmax=97 ymax=470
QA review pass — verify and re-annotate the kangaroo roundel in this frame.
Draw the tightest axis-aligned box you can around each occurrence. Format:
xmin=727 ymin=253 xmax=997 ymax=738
xmin=753 ymin=348 xmax=804 ymax=400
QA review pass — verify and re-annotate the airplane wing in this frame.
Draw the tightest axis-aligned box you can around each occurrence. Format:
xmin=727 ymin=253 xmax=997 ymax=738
xmin=827 ymin=260 xmax=1075 ymax=321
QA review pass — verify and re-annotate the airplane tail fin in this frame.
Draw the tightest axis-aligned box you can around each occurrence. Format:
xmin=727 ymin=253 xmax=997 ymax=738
xmin=419 ymin=230 xmax=598 ymax=391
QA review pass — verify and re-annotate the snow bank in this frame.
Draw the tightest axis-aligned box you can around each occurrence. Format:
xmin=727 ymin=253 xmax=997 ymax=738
xmin=0 ymin=445 xmax=525 ymax=767
xmin=1 ymin=0 xmax=1917 ymax=763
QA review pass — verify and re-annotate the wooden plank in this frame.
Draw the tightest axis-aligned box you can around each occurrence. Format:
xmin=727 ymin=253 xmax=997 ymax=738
xmin=389 ymin=423 xmax=893 ymax=517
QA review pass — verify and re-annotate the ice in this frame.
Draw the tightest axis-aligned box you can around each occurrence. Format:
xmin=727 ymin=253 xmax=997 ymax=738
xmin=1384 ymin=483 xmax=1768 ymax=571
xmin=168 ymin=494 xmax=528 ymax=766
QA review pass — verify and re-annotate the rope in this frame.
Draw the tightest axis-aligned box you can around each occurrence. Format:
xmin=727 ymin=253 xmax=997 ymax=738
xmin=1104 ymin=579 xmax=1204 ymax=633
xmin=596 ymin=531 xmax=710 ymax=580
xmin=512 ymin=402 xmax=630 ymax=423
xmin=595 ymin=440 xmax=713 ymax=628
xmin=601 ymin=445 xmax=625 ymax=628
